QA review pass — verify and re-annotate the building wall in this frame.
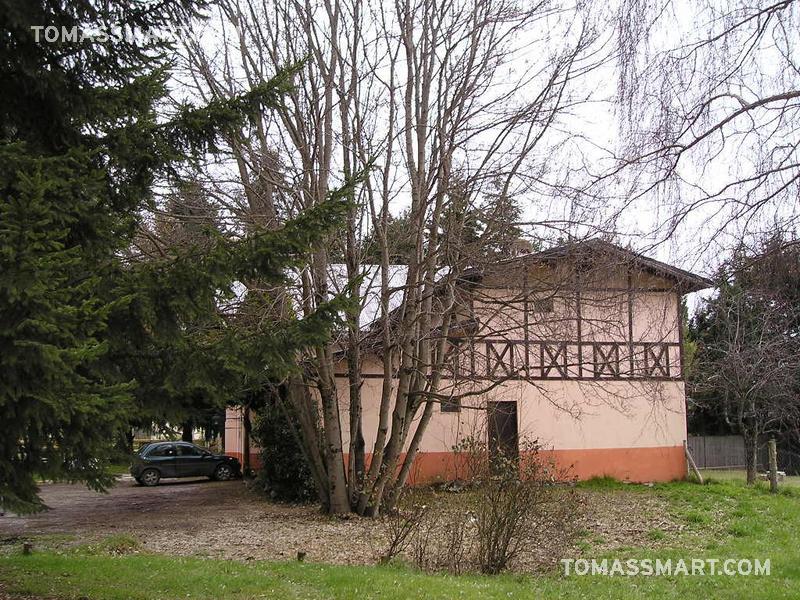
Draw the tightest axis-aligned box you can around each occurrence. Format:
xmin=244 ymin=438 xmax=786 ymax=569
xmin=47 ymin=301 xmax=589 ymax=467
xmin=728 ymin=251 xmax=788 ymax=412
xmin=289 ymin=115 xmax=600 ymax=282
xmin=224 ymin=407 xmax=261 ymax=468
xmin=336 ymin=273 xmax=688 ymax=483
xmin=226 ymin=264 xmax=690 ymax=483
xmin=336 ymin=369 xmax=687 ymax=483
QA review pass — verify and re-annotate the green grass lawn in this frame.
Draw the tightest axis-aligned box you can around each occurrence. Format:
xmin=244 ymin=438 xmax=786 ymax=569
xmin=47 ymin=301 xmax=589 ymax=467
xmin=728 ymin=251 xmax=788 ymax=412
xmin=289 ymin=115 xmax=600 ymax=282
xmin=699 ymin=468 xmax=800 ymax=487
xmin=108 ymin=462 xmax=132 ymax=477
xmin=2 ymin=479 xmax=799 ymax=599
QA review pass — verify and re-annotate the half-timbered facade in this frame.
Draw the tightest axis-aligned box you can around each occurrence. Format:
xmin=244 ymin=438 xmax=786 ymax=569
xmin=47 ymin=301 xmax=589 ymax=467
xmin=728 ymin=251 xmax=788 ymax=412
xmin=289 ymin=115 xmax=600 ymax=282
xmin=226 ymin=240 xmax=712 ymax=483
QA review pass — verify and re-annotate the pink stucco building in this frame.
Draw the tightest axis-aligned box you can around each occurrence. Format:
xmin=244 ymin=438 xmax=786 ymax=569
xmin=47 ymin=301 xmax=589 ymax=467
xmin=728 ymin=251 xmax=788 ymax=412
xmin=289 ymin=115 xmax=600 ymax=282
xmin=226 ymin=240 xmax=712 ymax=483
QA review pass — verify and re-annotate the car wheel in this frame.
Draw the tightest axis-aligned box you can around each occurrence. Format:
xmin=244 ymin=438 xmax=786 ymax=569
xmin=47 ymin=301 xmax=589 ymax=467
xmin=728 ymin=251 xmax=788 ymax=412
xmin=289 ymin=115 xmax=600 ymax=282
xmin=140 ymin=468 xmax=160 ymax=486
xmin=134 ymin=477 xmax=143 ymax=486
xmin=214 ymin=464 xmax=233 ymax=481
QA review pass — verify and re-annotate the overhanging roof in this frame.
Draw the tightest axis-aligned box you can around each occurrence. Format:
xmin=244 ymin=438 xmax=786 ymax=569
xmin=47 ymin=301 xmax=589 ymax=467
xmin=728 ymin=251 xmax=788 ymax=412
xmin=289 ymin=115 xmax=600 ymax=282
xmin=470 ymin=239 xmax=713 ymax=294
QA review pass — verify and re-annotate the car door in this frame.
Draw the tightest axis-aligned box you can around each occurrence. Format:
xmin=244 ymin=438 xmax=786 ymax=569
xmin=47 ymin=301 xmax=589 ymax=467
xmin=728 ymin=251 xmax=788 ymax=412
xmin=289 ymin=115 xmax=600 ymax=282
xmin=175 ymin=443 xmax=211 ymax=477
xmin=145 ymin=443 xmax=177 ymax=477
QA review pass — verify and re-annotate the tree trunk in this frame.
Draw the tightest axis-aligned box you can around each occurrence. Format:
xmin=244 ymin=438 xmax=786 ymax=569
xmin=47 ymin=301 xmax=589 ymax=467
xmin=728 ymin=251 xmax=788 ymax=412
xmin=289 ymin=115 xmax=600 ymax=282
xmin=768 ymin=437 xmax=778 ymax=494
xmin=347 ymin=349 xmax=366 ymax=506
xmin=124 ymin=429 xmax=135 ymax=454
xmin=315 ymin=347 xmax=351 ymax=515
xmin=182 ymin=420 xmax=193 ymax=443
xmin=343 ymin=182 xmax=365 ymax=505
xmin=387 ymin=399 xmax=435 ymax=508
xmin=743 ymin=429 xmax=758 ymax=485
xmin=284 ymin=380 xmax=331 ymax=511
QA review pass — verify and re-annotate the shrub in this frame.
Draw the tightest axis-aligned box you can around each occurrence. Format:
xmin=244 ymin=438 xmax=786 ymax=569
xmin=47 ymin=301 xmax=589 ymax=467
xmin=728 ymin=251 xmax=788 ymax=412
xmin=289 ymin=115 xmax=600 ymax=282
xmin=252 ymin=400 xmax=317 ymax=503
xmin=450 ymin=434 xmax=489 ymax=483
xmin=472 ymin=439 xmax=577 ymax=574
xmin=378 ymin=496 xmax=429 ymax=565
xmin=378 ymin=437 xmax=578 ymax=575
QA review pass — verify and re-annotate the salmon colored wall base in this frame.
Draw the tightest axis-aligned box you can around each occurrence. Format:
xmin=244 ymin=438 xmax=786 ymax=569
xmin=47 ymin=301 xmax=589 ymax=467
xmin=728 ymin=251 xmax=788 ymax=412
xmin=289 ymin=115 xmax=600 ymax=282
xmin=225 ymin=451 xmax=262 ymax=471
xmin=542 ymin=446 xmax=687 ymax=483
xmin=399 ymin=445 xmax=687 ymax=484
xmin=230 ymin=446 xmax=686 ymax=484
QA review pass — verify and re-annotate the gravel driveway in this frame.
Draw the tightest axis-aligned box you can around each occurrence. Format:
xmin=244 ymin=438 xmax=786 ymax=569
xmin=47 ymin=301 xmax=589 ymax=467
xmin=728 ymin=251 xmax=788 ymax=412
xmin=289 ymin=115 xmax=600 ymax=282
xmin=0 ymin=478 xmax=384 ymax=565
xmin=0 ymin=478 xmax=679 ymax=569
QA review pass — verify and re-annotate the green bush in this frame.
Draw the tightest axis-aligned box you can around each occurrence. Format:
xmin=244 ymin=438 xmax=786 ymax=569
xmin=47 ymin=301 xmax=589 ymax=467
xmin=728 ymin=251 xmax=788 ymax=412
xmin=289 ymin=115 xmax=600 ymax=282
xmin=251 ymin=400 xmax=317 ymax=503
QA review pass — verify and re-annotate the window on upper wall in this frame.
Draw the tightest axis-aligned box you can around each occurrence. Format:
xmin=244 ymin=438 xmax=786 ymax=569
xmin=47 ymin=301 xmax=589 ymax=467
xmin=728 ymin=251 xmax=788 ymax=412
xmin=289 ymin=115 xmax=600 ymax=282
xmin=441 ymin=396 xmax=461 ymax=412
xmin=528 ymin=297 xmax=554 ymax=314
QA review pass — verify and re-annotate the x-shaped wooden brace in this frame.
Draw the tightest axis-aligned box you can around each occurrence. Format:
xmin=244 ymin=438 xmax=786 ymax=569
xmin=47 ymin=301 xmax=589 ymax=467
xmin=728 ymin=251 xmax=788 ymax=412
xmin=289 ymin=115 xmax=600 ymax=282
xmin=644 ymin=344 xmax=669 ymax=377
xmin=594 ymin=343 xmax=620 ymax=377
xmin=542 ymin=342 xmax=567 ymax=377
xmin=486 ymin=341 xmax=513 ymax=377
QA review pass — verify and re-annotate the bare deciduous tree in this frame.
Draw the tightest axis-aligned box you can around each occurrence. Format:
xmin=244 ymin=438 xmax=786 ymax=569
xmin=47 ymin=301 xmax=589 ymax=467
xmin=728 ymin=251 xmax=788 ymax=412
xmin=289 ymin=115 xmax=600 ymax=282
xmin=606 ymin=0 xmax=800 ymax=250
xmin=175 ymin=0 xmax=677 ymax=517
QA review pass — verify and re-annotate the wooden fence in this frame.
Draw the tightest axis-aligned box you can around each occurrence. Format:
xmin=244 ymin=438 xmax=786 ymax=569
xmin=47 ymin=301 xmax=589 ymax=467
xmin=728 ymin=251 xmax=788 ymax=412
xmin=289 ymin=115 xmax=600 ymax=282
xmin=687 ymin=435 xmax=748 ymax=470
xmin=688 ymin=434 xmax=800 ymax=474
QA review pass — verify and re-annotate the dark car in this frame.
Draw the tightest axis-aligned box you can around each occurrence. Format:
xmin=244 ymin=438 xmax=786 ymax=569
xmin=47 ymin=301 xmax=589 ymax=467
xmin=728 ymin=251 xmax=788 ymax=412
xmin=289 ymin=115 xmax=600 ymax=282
xmin=130 ymin=442 xmax=241 ymax=486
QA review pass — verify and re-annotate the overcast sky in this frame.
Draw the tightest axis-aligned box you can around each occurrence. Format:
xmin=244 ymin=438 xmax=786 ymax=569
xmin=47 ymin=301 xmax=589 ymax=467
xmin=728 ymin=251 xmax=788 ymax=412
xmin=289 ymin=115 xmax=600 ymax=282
xmin=174 ymin=0 xmax=798 ymax=314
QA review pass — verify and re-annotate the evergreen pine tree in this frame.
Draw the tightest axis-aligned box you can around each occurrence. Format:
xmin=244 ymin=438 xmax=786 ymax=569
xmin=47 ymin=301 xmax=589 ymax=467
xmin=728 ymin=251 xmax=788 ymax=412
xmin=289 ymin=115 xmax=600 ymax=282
xmin=0 ymin=0 xmax=351 ymax=512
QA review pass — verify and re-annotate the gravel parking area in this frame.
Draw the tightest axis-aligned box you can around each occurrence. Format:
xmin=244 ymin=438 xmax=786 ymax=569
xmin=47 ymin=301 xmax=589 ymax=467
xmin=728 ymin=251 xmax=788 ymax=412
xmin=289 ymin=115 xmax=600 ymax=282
xmin=0 ymin=478 xmax=680 ymax=568
xmin=0 ymin=478 xmax=384 ymax=565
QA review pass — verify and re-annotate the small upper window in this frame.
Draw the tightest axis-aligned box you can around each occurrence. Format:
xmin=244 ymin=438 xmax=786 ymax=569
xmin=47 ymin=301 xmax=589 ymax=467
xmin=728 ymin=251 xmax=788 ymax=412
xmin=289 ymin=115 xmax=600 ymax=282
xmin=441 ymin=397 xmax=461 ymax=413
xmin=529 ymin=297 xmax=554 ymax=313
